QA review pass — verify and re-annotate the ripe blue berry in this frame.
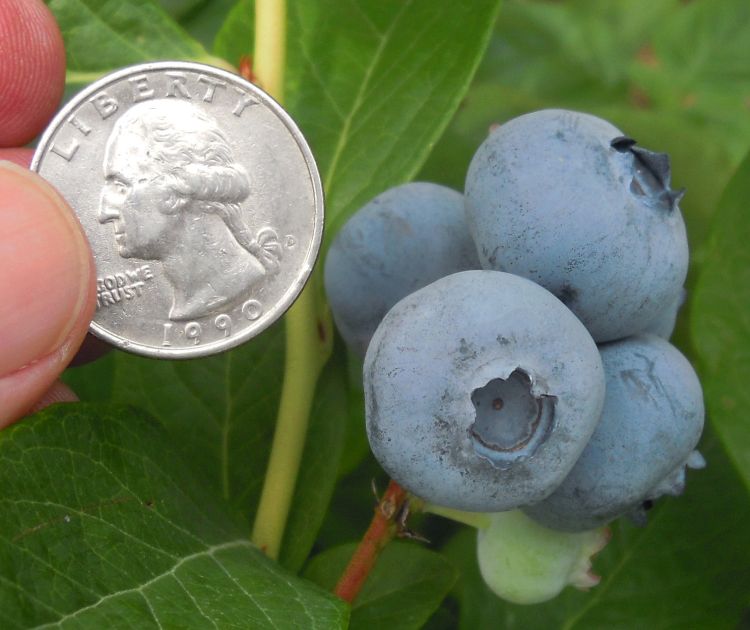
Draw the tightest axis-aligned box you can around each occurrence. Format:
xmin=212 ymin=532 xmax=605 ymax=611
xmin=643 ymin=287 xmax=686 ymax=339
xmin=364 ymin=270 xmax=605 ymax=512
xmin=465 ymin=109 xmax=689 ymax=342
xmin=524 ymin=334 xmax=705 ymax=532
xmin=324 ymin=182 xmax=479 ymax=356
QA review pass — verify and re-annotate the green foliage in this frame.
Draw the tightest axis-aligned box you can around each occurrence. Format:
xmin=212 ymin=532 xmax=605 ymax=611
xmin=213 ymin=0 xmax=254 ymax=65
xmin=0 ymin=404 xmax=347 ymax=628
xmin=66 ymin=325 xmax=286 ymax=520
xmin=156 ymin=0 xmax=204 ymax=20
xmin=10 ymin=0 xmax=750 ymax=627
xmin=692 ymin=150 xmax=750 ymax=491
xmin=305 ymin=542 xmax=457 ymax=630
xmin=173 ymin=0 xmax=239 ymax=48
xmin=47 ymin=0 xmax=206 ymax=73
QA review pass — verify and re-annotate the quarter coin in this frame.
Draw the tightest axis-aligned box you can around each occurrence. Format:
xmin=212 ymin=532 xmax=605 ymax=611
xmin=32 ymin=61 xmax=324 ymax=359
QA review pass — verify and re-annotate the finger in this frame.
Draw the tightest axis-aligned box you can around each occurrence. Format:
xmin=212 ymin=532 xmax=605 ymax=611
xmin=0 ymin=0 xmax=66 ymax=147
xmin=27 ymin=379 xmax=78 ymax=415
xmin=0 ymin=161 xmax=95 ymax=428
xmin=0 ymin=148 xmax=112 ymax=366
xmin=0 ymin=148 xmax=34 ymax=167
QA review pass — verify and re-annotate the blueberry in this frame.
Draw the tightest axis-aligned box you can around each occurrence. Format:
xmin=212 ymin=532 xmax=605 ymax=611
xmin=324 ymin=182 xmax=479 ymax=356
xmin=643 ymin=287 xmax=686 ymax=339
xmin=524 ymin=334 xmax=705 ymax=532
xmin=364 ymin=270 xmax=605 ymax=512
xmin=465 ymin=109 xmax=689 ymax=342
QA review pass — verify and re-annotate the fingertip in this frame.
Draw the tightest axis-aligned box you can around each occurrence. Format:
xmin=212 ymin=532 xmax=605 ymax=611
xmin=0 ymin=347 xmax=82 ymax=429
xmin=0 ymin=0 xmax=66 ymax=147
xmin=0 ymin=148 xmax=34 ymax=168
xmin=0 ymin=162 xmax=95 ymax=428
xmin=28 ymin=379 xmax=79 ymax=414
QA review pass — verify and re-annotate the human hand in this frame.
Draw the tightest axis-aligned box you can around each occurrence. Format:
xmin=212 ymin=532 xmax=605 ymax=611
xmin=0 ymin=0 xmax=96 ymax=428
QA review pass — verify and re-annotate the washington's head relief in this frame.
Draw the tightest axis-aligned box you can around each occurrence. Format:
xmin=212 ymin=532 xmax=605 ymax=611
xmin=99 ymin=98 xmax=280 ymax=320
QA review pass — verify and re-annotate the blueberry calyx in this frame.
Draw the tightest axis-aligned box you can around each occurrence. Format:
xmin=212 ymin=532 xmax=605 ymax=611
xmin=659 ymin=187 xmax=686 ymax=211
xmin=627 ymin=449 xmax=706 ymax=526
xmin=610 ymin=136 xmax=685 ymax=212
xmin=470 ymin=368 xmax=556 ymax=469
xmin=610 ymin=136 xmax=637 ymax=152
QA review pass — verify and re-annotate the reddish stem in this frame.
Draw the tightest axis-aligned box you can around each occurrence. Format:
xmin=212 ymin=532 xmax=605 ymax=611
xmin=239 ymin=54 xmax=259 ymax=83
xmin=333 ymin=480 xmax=408 ymax=603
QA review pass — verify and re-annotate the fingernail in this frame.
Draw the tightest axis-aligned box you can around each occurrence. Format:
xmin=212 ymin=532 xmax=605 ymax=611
xmin=0 ymin=161 xmax=94 ymax=376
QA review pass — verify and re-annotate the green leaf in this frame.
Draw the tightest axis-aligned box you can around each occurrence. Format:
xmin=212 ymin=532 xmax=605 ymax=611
xmin=66 ymin=329 xmax=350 ymax=575
xmin=284 ymin=0 xmax=503 ymax=247
xmin=178 ymin=0 xmax=240 ymax=51
xmin=156 ymin=0 xmax=204 ymax=20
xmin=440 ymin=426 xmax=750 ymax=629
xmin=47 ymin=0 xmax=207 ymax=75
xmin=692 ymin=150 xmax=750 ymax=490
xmin=156 ymin=0 xmax=203 ymax=19
xmin=305 ymin=542 xmax=457 ymax=630
xmin=0 ymin=404 xmax=348 ymax=628
xmin=65 ymin=325 xmax=285 ymax=522
xmin=336 ymin=351 xmax=371 ymax=479
xmin=213 ymin=0 xmax=254 ymax=68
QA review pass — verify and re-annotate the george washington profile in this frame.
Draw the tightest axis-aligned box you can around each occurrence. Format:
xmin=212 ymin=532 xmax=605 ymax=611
xmin=99 ymin=98 xmax=280 ymax=320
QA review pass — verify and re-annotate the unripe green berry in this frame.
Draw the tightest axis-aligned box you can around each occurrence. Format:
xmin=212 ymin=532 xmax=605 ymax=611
xmin=476 ymin=510 xmax=609 ymax=604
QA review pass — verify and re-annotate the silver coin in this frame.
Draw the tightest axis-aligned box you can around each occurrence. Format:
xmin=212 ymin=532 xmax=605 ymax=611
xmin=32 ymin=61 xmax=323 ymax=359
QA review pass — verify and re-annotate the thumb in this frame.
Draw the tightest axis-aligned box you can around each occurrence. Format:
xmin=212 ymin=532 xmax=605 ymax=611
xmin=0 ymin=161 xmax=95 ymax=428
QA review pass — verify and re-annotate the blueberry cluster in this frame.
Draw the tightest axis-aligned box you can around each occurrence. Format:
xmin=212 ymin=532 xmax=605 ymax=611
xmin=324 ymin=109 xmax=705 ymax=603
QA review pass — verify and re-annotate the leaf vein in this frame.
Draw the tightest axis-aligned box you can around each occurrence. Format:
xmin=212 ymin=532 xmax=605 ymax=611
xmin=169 ymin=572 xmax=219 ymax=630
xmin=322 ymin=0 xmax=415 ymax=194
xmin=34 ymin=540 xmax=253 ymax=629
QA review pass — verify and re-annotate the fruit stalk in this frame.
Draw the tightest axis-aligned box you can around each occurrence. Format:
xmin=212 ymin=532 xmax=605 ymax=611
xmin=334 ymin=480 xmax=409 ymax=603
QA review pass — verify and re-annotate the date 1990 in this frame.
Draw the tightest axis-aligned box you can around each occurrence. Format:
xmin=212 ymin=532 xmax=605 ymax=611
xmin=161 ymin=299 xmax=263 ymax=346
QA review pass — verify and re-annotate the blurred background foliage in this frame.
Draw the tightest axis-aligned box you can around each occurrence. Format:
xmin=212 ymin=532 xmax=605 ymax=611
xmin=421 ymin=0 xmax=749 ymax=257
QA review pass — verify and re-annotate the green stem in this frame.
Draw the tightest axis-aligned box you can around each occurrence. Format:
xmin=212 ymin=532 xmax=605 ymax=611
xmin=252 ymin=283 xmax=327 ymax=558
xmin=249 ymin=0 xmax=331 ymax=560
xmin=253 ymin=0 xmax=287 ymax=102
